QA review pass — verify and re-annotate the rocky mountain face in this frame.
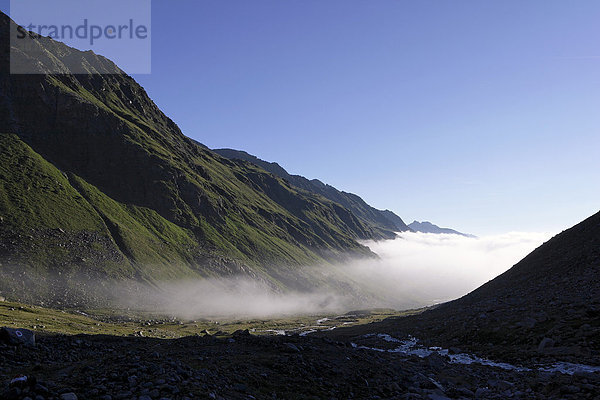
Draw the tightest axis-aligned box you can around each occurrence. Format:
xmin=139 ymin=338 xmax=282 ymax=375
xmin=214 ymin=148 xmax=410 ymax=239
xmin=362 ymin=210 xmax=600 ymax=366
xmin=0 ymin=12 xmax=381 ymax=304
xmin=408 ymin=220 xmax=474 ymax=237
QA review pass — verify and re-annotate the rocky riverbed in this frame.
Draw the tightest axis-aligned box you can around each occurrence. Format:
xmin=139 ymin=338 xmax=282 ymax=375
xmin=2 ymin=327 xmax=599 ymax=400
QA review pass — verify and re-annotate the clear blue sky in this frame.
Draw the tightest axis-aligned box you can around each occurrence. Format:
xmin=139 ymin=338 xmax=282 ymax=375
xmin=4 ymin=1 xmax=599 ymax=235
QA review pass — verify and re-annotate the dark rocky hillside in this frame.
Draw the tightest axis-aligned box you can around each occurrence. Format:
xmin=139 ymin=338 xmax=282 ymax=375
xmin=0 ymin=12 xmax=380 ymax=304
xmin=214 ymin=148 xmax=410 ymax=239
xmin=340 ymin=210 xmax=600 ymax=366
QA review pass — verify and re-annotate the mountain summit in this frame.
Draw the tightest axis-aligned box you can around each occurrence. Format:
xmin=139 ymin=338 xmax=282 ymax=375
xmin=408 ymin=220 xmax=474 ymax=237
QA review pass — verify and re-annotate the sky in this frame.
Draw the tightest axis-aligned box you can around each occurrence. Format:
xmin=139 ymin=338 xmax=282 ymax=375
xmin=3 ymin=1 xmax=599 ymax=236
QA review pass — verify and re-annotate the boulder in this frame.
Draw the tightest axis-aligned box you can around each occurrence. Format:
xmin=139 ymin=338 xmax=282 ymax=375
xmin=0 ymin=327 xmax=36 ymax=346
xmin=518 ymin=317 xmax=537 ymax=329
xmin=537 ymin=337 xmax=554 ymax=352
xmin=283 ymin=343 xmax=300 ymax=353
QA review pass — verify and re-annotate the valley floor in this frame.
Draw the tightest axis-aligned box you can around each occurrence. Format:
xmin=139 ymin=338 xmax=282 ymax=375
xmin=1 ymin=301 xmax=599 ymax=400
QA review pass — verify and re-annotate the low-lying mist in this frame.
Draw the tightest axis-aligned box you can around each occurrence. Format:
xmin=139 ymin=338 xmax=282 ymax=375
xmin=117 ymin=277 xmax=351 ymax=320
xmin=355 ymin=231 xmax=550 ymax=307
xmin=116 ymin=231 xmax=550 ymax=319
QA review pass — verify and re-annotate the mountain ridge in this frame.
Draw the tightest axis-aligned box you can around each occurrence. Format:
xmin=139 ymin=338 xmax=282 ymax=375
xmin=213 ymin=148 xmax=410 ymax=239
xmin=408 ymin=220 xmax=475 ymax=237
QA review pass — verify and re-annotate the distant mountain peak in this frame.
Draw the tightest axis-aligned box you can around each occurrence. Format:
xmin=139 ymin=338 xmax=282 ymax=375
xmin=408 ymin=220 xmax=475 ymax=238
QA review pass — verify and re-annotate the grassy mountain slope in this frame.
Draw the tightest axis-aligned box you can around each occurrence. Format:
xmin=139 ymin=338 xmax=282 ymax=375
xmin=0 ymin=13 xmax=379 ymax=304
xmin=0 ymin=133 xmax=120 ymax=270
xmin=214 ymin=148 xmax=410 ymax=238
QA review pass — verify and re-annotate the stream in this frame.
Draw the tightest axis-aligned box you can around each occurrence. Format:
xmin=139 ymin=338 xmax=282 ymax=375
xmin=352 ymin=333 xmax=600 ymax=376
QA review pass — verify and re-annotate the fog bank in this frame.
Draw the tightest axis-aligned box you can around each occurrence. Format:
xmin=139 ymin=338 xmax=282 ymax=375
xmin=117 ymin=231 xmax=550 ymax=318
xmin=354 ymin=231 xmax=551 ymax=307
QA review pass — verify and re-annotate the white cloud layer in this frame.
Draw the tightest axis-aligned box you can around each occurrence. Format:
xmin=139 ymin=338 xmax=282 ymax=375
xmin=117 ymin=231 xmax=551 ymax=319
xmin=355 ymin=231 xmax=551 ymax=307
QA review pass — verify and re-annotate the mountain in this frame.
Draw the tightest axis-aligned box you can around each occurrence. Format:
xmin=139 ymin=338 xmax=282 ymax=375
xmin=357 ymin=210 xmax=600 ymax=365
xmin=408 ymin=220 xmax=475 ymax=237
xmin=213 ymin=148 xmax=410 ymax=239
xmin=0 ymin=13 xmax=380 ymax=304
